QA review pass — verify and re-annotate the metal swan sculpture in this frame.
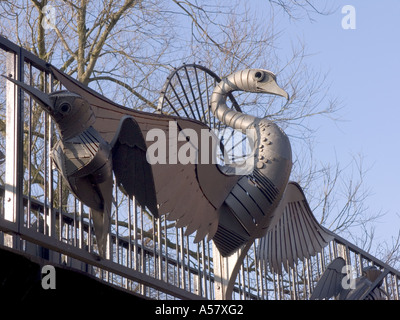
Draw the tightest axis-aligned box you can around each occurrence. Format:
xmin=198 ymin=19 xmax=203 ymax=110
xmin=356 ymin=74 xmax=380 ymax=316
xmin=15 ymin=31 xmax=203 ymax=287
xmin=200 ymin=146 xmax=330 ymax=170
xmin=209 ymin=69 xmax=293 ymax=256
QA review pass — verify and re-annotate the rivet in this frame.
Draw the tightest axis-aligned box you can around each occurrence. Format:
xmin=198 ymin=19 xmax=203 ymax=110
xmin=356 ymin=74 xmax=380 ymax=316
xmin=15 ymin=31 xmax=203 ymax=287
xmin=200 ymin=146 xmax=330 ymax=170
xmin=256 ymin=161 xmax=264 ymax=169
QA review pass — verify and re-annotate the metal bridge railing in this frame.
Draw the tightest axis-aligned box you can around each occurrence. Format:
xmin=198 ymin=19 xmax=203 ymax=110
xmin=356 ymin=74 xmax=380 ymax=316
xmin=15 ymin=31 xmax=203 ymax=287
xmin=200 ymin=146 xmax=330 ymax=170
xmin=0 ymin=35 xmax=399 ymax=300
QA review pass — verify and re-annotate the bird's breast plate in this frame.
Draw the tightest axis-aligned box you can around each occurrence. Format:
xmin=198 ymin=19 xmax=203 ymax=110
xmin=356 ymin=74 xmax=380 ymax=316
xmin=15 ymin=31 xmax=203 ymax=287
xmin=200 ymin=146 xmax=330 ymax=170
xmin=51 ymin=127 xmax=112 ymax=181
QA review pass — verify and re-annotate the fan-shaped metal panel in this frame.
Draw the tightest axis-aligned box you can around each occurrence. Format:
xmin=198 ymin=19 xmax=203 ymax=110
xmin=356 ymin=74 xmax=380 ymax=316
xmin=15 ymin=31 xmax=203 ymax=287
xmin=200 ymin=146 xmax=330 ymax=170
xmin=158 ymin=64 xmax=241 ymax=124
xmin=158 ymin=64 xmax=250 ymax=167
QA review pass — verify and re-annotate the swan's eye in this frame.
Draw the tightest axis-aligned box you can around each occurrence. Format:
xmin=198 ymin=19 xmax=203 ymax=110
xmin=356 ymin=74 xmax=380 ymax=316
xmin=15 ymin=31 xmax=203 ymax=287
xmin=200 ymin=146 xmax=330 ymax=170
xmin=59 ymin=103 xmax=71 ymax=114
xmin=253 ymin=71 xmax=265 ymax=81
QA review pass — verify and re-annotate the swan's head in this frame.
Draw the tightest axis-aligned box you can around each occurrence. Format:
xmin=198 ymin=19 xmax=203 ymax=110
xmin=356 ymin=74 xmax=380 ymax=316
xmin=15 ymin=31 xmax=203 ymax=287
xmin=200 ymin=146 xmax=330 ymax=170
xmin=224 ymin=69 xmax=289 ymax=100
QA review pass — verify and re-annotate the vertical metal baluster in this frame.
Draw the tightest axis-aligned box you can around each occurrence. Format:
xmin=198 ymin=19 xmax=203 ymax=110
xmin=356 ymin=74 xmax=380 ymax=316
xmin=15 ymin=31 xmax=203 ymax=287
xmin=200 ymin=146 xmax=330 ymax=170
xmin=47 ymin=71 xmax=55 ymax=243
xmin=313 ymin=253 xmax=320 ymax=295
xmin=273 ymin=272 xmax=278 ymax=300
xmin=300 ymin=260 xmax=305 ymax=299
xmin=175 ymin=227 xmax=180 ymax=289
xmin=333 ymin=240 xmax=339 ymax=259
xmin=164 ymin=216 xmax=169 ymax=285
xmin=357 ymin=253 xmax=362 ymax=277
xmin=240 ymin=257 xmax=246 ymax=299
xmin=139 ymin=203 xmax=145 ymax=296
xmin=127 ymin=197 xmax=132 ymax=270
xmin=317 ymin=250 xmax=323 ymax=282
xmin=280 ymin=272 xmax=285 ymax=300
xmin=133 ymin=200 xmax=138 ymax=289
xmin=152 ymin=216 xmax=158 ymax=298
xmin=383 ymin=274 xmax=389 ymax=299
xmin=266 ymin=264 xmax=271 ymax=300
xmin=42 ymin=71 xmax=48 ymax=237
xmin=259 ymin=254 xmax=266 ymax=299
xmin=196 ymin=242 xmax=202 ymax=297
xmin=58 ymin=172 xmax=62 ymax=244
xmin=79 ymin=200 xmax=84 ymax=250
xmin=27 ymin=63 xmax=33 ymax=229
xmin=157 ymin=217 xmax=162 ymax=283
xmin=293 ymin=264 xmax=300 ymax=297
xmin=72 ymin=199 xmax=76 ymax=249
xmin=392 ymin=274 xmax=397 ymax=300
xmin=345 ymin=244 xmax=351 ymax=267
xmin=303 ymin=259 xmax=308 ymax=299
xmin=88 ymin=203 xmax=93 ymax=254
xmin=133 ymin=197 xmax=138 ymax=271
xmin=73 ymin=199 xmax=77 ymax=248
xmin=306 ymin=258 xmax=312 ymax=299
xmin=254 ymin=243 xmax=262 ymax=300
xmin=4 ymin=49 xmax=24 ymax=249
xmin=207 ymin=240 xmax=213 ymax=300
xmin=180 ymin=228 xmax=185 ymax=291
xmin=186 ymin=234 xmax=191 ymax=294
xmin=199 ymin=240 xmax=208 ymax=299
xmin=246 ymin=253 xmax=252 ymax=299
xmin=394 ymin=274 xmax=400 ymax=300
xmin=114 ymin=183 xmax=119 ymax=264
xmin=288 ymin=264 xmax=294 ymax=300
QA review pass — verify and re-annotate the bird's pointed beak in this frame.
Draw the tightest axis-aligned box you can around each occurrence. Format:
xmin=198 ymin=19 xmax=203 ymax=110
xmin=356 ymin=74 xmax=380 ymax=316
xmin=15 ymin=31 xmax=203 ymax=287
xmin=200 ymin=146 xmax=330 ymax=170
xmin=270 ymin=84 xmax=289 ymax=101
xmin=258 ymin=79 xmax=289 ymax=101
xmin=2 ymin=75 xmax=54 ymax=112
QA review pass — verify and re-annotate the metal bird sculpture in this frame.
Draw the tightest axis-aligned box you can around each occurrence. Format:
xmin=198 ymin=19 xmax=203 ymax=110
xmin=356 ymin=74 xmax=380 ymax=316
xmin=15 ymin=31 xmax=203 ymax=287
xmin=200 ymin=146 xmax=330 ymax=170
xmin=208 ymin=69 xmax=333 ymax=263
xmin=2 ymin=76 xmax=156 ymax=257
xmin=310 ymin=257 xmax=388 ymax=300
xmin=208 ymin=69 xmax=293 ymax=255
xmin=158 ymin=65 xmax=333 ymax=275
xmin=4 ymin=64 xmax=332 ymax=274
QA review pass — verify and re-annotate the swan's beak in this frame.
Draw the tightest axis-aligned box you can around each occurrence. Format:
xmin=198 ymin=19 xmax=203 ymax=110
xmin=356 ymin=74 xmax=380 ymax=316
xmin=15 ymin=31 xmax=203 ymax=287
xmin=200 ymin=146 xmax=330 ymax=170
xmin=269 ymin=84 xmax=289 ymax=100
xmin=2 ymin=75 xmax=54 ymax=113
xmin=258 ymin=77 xmax=289 ymax=100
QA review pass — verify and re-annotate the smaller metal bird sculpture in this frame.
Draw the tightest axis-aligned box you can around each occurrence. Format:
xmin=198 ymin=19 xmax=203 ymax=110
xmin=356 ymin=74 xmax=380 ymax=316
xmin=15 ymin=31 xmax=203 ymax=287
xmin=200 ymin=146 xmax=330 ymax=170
xmin=3 ymin=75 xmax=157 ymax=257
xmin=310 ymin=257 xmax=388 ymax=300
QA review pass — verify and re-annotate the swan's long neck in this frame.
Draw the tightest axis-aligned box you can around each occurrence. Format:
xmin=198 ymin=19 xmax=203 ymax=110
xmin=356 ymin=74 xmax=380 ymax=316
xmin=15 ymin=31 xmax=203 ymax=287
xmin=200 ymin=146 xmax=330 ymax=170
xmin=210 ymin=70 xmax=259 ymax=132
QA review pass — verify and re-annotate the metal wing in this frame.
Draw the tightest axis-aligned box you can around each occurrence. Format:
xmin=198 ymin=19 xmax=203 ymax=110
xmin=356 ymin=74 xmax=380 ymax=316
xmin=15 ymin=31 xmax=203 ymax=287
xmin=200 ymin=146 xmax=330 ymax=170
xmin=257 ymin=181 xmax=334 ymax=274
xmin=310 ymin=257 xmax=346 ymax=300
xmin=50 ymin=66 xmax=237 ymax=241
xmin=111 ymin=115 xmax=158 ymax=216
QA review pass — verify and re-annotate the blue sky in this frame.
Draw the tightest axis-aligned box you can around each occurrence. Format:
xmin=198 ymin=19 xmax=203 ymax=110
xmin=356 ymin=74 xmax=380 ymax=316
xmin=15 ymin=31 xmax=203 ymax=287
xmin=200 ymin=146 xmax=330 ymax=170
xmin=273 ymin=1 xmax=400 ymax=246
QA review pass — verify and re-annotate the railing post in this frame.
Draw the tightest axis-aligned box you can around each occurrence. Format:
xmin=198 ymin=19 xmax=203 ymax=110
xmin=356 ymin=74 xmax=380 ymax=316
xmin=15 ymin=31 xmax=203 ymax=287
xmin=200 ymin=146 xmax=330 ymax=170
xmin=4 ymin=48 xmax=24 ymax=249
